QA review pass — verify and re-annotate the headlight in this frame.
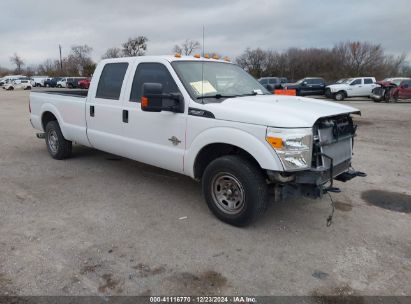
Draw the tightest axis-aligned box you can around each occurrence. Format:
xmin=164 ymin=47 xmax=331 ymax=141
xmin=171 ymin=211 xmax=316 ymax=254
xmin=266 ymin=127 xmax=312 ymax=170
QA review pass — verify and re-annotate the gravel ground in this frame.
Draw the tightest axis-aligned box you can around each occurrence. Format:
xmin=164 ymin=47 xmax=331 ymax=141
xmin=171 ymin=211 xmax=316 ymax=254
xmin=0 ymin=89 xmax=410 ymax=296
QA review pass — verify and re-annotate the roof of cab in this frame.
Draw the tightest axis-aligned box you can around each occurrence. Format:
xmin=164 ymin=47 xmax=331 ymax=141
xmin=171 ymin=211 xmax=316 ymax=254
xmin=100 ymin=55 xmax=232 ymax=64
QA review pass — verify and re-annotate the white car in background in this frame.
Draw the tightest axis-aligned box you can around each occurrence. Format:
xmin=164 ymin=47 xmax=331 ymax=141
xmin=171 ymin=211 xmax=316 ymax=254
xmin=325 ymin=77 xmax=378 ymax=101
xmin=30 ymin=76 xmax=49 ymax=87
xmin=3 ymin=78 xmax=32 ymax=90
xmin=0 ymin=75 xmax=25 ymax=86
xmin=56 ymin=77 xmax=71 ymax=88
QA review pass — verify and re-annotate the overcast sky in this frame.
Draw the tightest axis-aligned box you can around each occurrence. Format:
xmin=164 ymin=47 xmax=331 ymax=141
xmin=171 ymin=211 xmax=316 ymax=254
xmin=1 ymin=0 xmax=410 ymax=69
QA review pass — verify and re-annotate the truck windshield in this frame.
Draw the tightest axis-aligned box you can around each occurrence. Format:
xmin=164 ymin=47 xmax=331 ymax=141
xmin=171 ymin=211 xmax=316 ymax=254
xmin=172 ymin=61 xmax=269 ymax=103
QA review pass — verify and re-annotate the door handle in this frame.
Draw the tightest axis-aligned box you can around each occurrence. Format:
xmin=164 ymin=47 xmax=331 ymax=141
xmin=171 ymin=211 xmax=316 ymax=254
xmin=122 ymin=110 xmax=128 ymax=123
xmin=90 ymin=105 xmax=95 ymax=117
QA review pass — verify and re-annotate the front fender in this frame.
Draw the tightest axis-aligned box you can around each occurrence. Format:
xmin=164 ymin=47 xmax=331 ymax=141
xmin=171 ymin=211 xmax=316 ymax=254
xmin=184 ymin=127 xmax=284 ymax=178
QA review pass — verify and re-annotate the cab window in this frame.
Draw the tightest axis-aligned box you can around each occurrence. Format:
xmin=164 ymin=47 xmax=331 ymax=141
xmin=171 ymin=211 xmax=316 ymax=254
xmin=130 ymin=62 xmax=180 ymax=103
xmin=96 ymin=62 xmax=129 ymax=100
xmin=364 ymin=78 xmax=373 ymax=84
xmin=351 ymin=79 xmax=362 ymax=85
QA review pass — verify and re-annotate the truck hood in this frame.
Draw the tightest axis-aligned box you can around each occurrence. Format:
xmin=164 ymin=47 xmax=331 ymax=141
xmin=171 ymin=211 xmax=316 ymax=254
xmin=203 ymin=95 xmax=360 ymax=128
xmin=326 ymin=84 xmax=348 ymax=90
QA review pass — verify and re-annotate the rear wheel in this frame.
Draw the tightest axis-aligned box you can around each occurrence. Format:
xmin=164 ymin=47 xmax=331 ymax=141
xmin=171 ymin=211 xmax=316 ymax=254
xmin=45 ymin=121 xmax=72 ymax=159
xmin=202 ymin=155 xmax=269 ymax=227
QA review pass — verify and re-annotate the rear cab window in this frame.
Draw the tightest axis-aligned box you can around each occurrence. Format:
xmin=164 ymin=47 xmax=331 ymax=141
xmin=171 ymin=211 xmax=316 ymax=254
xmin=96 ymin=62 xmax=129 ymax=100
xmin=364 ymin=78 xmax=373 ymax=84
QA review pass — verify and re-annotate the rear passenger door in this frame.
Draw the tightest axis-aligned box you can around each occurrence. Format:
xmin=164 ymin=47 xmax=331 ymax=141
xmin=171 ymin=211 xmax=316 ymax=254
xmin=86 ymin=62 xmax=130 ymax=155
xmin=122 ymin=61 xmax=187 ymax=173
xmin=363 ymin=78 xmax=375 ymax=96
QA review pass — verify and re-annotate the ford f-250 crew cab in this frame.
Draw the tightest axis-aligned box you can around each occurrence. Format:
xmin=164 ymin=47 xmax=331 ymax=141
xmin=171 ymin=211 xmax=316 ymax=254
xmin=30 ymin=55 xmax=365 ymax=226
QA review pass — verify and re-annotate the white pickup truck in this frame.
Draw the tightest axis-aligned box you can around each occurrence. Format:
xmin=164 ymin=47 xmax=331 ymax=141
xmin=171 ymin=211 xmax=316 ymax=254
xmin=326 ymin=77 xmax=378 ymax=101
xmin=30 ymin=55 xmax=365 ymax=226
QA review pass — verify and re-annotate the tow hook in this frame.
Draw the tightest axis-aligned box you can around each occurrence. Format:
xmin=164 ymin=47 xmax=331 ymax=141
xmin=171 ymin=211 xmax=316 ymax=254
xmin=36 ymin=133 xmax=45 ymax=139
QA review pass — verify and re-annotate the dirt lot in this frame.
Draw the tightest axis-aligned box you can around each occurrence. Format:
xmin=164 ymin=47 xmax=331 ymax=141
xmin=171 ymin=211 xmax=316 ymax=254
xmin=0 ymin=89 xmax=410 ymax=296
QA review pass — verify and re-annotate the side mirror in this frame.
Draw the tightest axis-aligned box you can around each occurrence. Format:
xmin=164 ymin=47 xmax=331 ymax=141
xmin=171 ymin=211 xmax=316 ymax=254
xmin=402 ymin=83 xmax=409 ymax=89
xmin=141 ymin=83 xmax=163 ymax=112
xmin=141 ymin=83 xmax=184 ymax=113
xmin=302 ymin=81 xmax=307 ymax=86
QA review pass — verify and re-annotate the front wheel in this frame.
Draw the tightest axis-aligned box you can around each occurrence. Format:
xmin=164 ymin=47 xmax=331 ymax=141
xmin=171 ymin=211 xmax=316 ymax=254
xmin=334 ymin=91 xmax=345 ymax=101
xmin=202 ymin=155 xmax=269 ymax=227
xmin=45 ymin=121 xmax=72 ymax=159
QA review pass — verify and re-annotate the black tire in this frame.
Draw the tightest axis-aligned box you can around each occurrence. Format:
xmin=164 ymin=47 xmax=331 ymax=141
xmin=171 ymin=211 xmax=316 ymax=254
xmin=8 ymin=86 xmax=14 ymax=91
xmin=372 ymin=98 xmax=381 ymax=103
xmin=334 ymin=91 xmax=345 ymax=101
xmin=202 ymin=155 xmax=269 ymax=227
xmin=45 ymin=121 xmax=72 ymax=160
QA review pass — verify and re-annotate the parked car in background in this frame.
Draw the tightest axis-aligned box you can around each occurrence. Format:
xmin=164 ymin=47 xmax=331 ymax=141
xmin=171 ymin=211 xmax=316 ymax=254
xmin=371 ymin=78 xmax=411 ymax=102
xmin=326 ymin=77 xmax=378 ymax=101
xmin=78 ymin=78 xmax=91 ymax=89
xmin=0 ymin=75 xmax=25 ymax=86
xmin=3 ymin=78 xmax=32 ymax=90
xmin=31 ymin=76 xmax=49 ymax=87
xmin=67 ymin=77 xmax=87 ymax=89
xmin=258 ymin=77 xmax=288 ymax=91
xmin=56 ymin=77 xmax=71 ymax=88
xmin=281 ymin=77 xmax=326 ymax=96
xmin=44 ymin=77 xmax=63 ymax=88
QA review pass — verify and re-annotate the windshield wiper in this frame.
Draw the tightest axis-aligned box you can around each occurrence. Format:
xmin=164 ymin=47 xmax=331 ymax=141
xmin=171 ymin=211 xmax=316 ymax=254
xmin=197 ymin=91 xmax=259 ymax=100
xmin=196 ymin=94 xmax=237 ymax=100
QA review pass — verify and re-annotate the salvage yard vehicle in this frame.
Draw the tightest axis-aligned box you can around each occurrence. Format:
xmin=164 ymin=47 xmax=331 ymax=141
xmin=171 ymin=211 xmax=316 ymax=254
xmin=3 ymin=78 xmax=32 ymax=90
xmin=29 ymin=55 xmax=365 ymax=226
xmin=326 ymin=77 xmax=378 ymax=101
xmin=281 ymin=77 xmax=326 ymax=96
xmin=78 ymin=78 xmax=91 ymax=89
xmin=371 ymin=78 xmax=411 ymax=102
xmin=258 ymin=77 xmax=288 ymax=91
xmin=30 ymin=76 xmax=49 ymax=87
xmin=44 ymin=77 xmax=63 ymax=88
xmin=67 ymin=77 xmax=87 ymax=89
xmin=0 ymin=75 xmax=25 ymax=86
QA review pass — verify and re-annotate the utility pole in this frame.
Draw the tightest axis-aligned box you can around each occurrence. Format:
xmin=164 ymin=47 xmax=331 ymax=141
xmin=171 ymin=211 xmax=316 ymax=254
xmin=59 ymin=45 xmax=63 ymax=71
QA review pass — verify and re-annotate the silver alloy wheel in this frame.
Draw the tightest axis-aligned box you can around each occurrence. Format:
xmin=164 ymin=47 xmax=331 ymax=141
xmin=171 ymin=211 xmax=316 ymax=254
xmin=211 ymin=172 xmax=245 ymax=215
xmin=335 ymin=93 xmax=343 ymax=101
xmin=48 ymin=130 xmax=59 ymax=154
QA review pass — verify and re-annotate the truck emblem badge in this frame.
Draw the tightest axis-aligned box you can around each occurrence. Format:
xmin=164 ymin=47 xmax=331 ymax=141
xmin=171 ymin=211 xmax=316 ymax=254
xmin=168 ymin=136 xmax=181 ymax=146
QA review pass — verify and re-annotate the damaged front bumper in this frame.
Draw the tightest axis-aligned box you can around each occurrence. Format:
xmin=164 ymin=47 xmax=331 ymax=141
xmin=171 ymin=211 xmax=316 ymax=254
xmin=267 ymin=159 xmax=366 ymax=201
xmin=267 ymin=114 xmax=366 ymax=201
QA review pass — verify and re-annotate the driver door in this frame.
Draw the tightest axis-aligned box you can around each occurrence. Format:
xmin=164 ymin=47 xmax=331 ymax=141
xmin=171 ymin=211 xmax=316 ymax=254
xmin=349 ymin=79 xmax=363 ymax=96
xmin=122 ymin=61 xmax=187 ymax=173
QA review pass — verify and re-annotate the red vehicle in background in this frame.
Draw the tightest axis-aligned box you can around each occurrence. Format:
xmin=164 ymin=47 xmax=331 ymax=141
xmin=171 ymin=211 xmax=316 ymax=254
xmin=78 ymin=78 xmax=91 ymax=89
xmin=371 ymin=78 xmax=411 ymax=102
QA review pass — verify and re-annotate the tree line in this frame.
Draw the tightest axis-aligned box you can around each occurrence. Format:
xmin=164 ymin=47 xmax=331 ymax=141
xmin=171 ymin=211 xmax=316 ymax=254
xmin=1 ymin=39 xmax=410 ymax=81
xmin=236 ymin=41 xmax=410 ymax=81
